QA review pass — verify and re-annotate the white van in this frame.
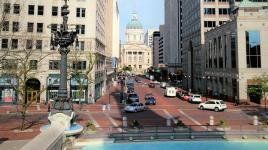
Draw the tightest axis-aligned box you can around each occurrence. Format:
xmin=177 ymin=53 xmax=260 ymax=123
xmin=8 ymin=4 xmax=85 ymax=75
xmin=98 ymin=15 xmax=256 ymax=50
xmin=165 ymin=87 xmax=176 ymax=97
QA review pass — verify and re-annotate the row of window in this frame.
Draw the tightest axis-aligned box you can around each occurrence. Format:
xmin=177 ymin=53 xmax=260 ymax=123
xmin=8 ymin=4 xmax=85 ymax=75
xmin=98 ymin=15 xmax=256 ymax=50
xmin=1 ymin=38 xmax=85 ymax=51
xmin=2 ymin=21 xmax=86 ymax=35
xmin=206 ymin=31 xmax=261 ymax=69
xmin=204 ymin=8 xmax=230 ymax=15
xmin=1 ymin=59 xmax=88 ymax=71
xmin=3 ymin=3 xmax=86 ymax=17
xmin=1 ymin=39 xmax=42 ymax=50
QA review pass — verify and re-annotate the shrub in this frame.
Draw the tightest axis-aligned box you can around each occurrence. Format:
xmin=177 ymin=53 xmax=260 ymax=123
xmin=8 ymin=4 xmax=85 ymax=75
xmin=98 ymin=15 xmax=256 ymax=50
xmin=175 ymin=120 xmax=185 ymax=127
xmin=131 ymin=120 xmax=140 ymax=128
xmin=263 ymin=120 xmax=268 ymax=126
xmin=219 ymin=119 xmax=226 ymax=127
xmin=85 ymin=121 xmax=95 ymax=130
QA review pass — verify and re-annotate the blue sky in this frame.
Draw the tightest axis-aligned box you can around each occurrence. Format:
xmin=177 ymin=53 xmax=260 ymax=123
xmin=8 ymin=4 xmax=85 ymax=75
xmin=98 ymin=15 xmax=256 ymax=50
xmin=118 ymin=0 xmax=164 ymax=42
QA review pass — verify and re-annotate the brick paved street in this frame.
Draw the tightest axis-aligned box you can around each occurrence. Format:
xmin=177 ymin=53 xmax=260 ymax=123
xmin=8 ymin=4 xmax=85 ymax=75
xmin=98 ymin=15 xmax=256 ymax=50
xmin=0 ymin=76 xmax=267 ymax=142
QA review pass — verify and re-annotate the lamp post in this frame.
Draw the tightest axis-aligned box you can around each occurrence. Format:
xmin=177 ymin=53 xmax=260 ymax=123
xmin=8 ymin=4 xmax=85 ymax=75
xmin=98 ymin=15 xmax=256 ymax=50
xmin=50 ymin=0 xmax=78 ymax=115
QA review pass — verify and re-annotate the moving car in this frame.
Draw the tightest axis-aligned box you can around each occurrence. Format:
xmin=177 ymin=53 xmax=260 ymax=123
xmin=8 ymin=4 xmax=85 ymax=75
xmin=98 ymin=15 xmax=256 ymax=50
xmin=145 ymin=96 xmax=156 ymax=105
xmin=124 ymin=102 xmax=147 ymax=112
xmin=165 ymin=87 xmax=176 ymax=97
xmin=189 ymin=94 xmax=202 ymax=103
xmin=148 ymin=83 xmax=155 ymax=88
xmin=199 ymin=99 xmax=227 ymax=112
xmin=128 ymin=92 xmax=139 ymax=103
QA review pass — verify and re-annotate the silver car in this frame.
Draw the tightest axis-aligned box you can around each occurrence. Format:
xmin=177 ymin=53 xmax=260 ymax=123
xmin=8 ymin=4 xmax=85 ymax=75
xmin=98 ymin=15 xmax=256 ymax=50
xmin=124 ymin=102 xmax=147 ymax=112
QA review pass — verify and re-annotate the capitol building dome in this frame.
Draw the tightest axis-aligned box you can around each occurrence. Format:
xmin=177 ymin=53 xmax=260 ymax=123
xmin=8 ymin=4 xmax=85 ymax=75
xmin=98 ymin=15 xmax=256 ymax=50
xmin=126 ymin=13 xmax=143 ymax=29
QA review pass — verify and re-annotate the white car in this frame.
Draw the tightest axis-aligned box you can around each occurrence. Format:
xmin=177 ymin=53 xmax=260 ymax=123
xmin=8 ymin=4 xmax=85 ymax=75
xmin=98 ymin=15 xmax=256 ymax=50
xmin=199 ymin=99 xmax=227 ymax=112
xmin=189 ymin=94 xmax=202 ymax=103
xmin=124 ymin=102 xmax=147 ymax=112
xmin=160 ymin=82 xmax=167 ymax=88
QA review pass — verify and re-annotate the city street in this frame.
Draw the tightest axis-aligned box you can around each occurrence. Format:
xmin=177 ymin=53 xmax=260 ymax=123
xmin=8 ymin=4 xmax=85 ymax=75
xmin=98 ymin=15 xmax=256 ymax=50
xmin=0 ymin=76 xmax=267 ymax=141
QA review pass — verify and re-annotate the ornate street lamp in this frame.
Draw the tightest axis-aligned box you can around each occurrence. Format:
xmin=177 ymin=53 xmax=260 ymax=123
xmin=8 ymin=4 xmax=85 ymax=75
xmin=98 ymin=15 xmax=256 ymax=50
xmin=50 ymin=0 xmax=78 ymax=117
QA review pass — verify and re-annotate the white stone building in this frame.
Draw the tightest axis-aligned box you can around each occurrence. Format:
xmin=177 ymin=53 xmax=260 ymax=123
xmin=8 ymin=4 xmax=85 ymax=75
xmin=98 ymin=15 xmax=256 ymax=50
xmin=0 ymin=0 xmax=119 ymax=104
xmin=122 ymin=13 xmax=152 ymax=74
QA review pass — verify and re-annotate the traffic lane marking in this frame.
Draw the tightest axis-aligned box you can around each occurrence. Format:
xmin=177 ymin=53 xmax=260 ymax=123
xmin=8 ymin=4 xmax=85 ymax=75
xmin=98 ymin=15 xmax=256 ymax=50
xmin=178 ymin=109 xmax=207 ymax=130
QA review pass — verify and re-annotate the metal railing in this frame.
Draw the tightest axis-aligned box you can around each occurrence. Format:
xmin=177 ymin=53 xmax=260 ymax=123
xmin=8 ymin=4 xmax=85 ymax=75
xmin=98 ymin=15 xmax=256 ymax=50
xmin=79 ymin=125 xmax=268 ymax=141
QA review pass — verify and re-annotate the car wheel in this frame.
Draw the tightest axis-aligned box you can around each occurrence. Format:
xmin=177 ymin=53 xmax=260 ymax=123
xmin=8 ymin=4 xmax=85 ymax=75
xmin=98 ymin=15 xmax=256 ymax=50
xmin=200 ymin=106 xmax=204 ymax=110
xmin=214 ymin=107 xmax=219 ymax=112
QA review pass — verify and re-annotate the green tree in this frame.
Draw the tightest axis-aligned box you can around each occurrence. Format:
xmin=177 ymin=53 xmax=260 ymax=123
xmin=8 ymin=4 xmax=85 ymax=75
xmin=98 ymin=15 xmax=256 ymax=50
xmin=248 ymin=74 xmax=268 ymax=111
xmin=123 ymin=66 xmax=132 ymax=72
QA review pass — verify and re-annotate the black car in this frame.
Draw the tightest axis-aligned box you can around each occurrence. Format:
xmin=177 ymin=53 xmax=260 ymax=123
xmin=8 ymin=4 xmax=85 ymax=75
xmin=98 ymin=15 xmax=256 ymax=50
xmin=127 ymin=87 xmax=134 ymax=94
xmin=128 ymin=93 xmax=139 ymax=103
xmin=145 ymin=96 xmax=156 ymax=105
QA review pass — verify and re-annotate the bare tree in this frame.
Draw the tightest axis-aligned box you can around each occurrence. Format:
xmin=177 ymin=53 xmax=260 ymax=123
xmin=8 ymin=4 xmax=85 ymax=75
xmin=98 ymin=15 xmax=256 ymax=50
xmin=68 ymin=44 xmax=98 ymax=110
xmin=0 ymin=39 xmax=50 ymax=130
xmin=0 ymin=1 xmax=50 ymax=129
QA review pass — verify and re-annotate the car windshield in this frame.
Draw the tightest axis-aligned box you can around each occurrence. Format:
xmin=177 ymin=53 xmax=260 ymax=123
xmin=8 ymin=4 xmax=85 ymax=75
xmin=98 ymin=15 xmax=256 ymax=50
xmin=194 ymin=96 xmax=201 ymax=98
xmin=130 ymin=103 xmax=137 ymax=106
xmin=220 ymin=101 xmax=225 ymax=104
xmin=129 ymin=94 xmax=137 ymax=97
xmin=145 ymin=93 xmax=153 ymax=97
xmin=147 ymin=97 xmax=155 ymax=100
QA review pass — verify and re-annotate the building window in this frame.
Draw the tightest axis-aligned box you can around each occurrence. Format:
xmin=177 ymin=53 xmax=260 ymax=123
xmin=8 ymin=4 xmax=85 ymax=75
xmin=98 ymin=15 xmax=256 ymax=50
xmin=75 ymin=41 xmax=85 ymax=51
xmin=12 ymin=22 xmax=19 ymax=32
xmin=37 ymin=23 xmax=43 ymax=32
xmin=49 ymin=60 xmax=60 ymax=70
xmin=204 ymin=21 xmax=216 ymax=28
xmin=1 ymin=39 xmax=8 ymax=49
xmin=51 ymin=24 xmax=57 ymax=32
xmin=36 ymin=40 xmax=42 ymax=50
xmin=73 ymin=61 xmax=87 ymax=70
xmin=27 ymin=22 xmax=34 ymax=32
xmin=219 ymin=8 xmax=230 ymax=15
xmin=2 ymin=59 xmax=17 ymax=70
xmin=4 ymin=3 xmax=10 ymax=13
xmin=26 ymin=40 xmax=33 ymax=49
xmin=231 ymin=33 xmax=237 ymax=68
xmin=76 ymin=25 xmax=85 ymax=34
xmin=52 ymin=6 xmax=58 ymax=16
xmin=30 ymin=60 xmax=38 ymax=70
xmin=28 ymin=5 xmax=35 ymax=15
xmin=2 ymin=21 xmax=9 ymax=31
xmin=204 ymin=8 xmax=215 ymax=15
xmin=139 ymin=65 xmax=142 ymax=69
xmin=76 ymin=8 xmax=86 ymax=17
xmin=11 ymin=39 xmax=18 ymax=49
xmin=80 ymin=41 xmax=85 ymax=50
xmin=38 ymin=6 xmax=44 ymax=15
xmin=13 ymin=4 xmax=20 ymax=14
xmin=246 ymin=31 xmax=261 ymax=68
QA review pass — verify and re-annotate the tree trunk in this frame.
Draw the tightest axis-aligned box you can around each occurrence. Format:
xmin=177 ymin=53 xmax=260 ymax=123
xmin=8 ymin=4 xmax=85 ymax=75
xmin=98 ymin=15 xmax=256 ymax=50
xmin=21 ymin=109 xmax=26 ymax=130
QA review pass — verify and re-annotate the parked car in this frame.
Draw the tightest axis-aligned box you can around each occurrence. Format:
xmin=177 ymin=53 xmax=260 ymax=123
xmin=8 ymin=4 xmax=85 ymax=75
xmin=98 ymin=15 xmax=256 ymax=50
xmin=145 ymin=96 xmax=156 ymax=105
xmin=148 ymin=83 xmax=155 ymax=88
xmin=199 ymin=99 xmax=227 ymax=112
xmin=128 ymin=92 xmax=139 ymax=103
xmin=145 ymin=93 xmax=153 ymax=99
xmin=135 ymin=77 xmax=141 ymax=83
xmin=124 ymin=102 xmax=147 ymax=112
xmin=189 ymin=94 xmax=202 ymax=103
xmin=165 ymin=87 xmax=176 ymax=97
xmin=183 ymin=94 xmax=190 ymax=101
xmin=160 ymin=82 xmax=167 ymax=88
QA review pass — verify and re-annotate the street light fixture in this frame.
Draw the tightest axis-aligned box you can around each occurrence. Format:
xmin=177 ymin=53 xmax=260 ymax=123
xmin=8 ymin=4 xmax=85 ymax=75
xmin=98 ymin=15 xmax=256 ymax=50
xmin=50 ymin=0 xmax=78 ymax=116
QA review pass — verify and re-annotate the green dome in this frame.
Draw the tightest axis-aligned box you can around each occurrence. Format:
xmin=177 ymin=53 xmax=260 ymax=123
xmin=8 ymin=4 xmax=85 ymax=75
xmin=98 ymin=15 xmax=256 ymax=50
xmin=126 ymin=13 xmax=143 ymax=29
